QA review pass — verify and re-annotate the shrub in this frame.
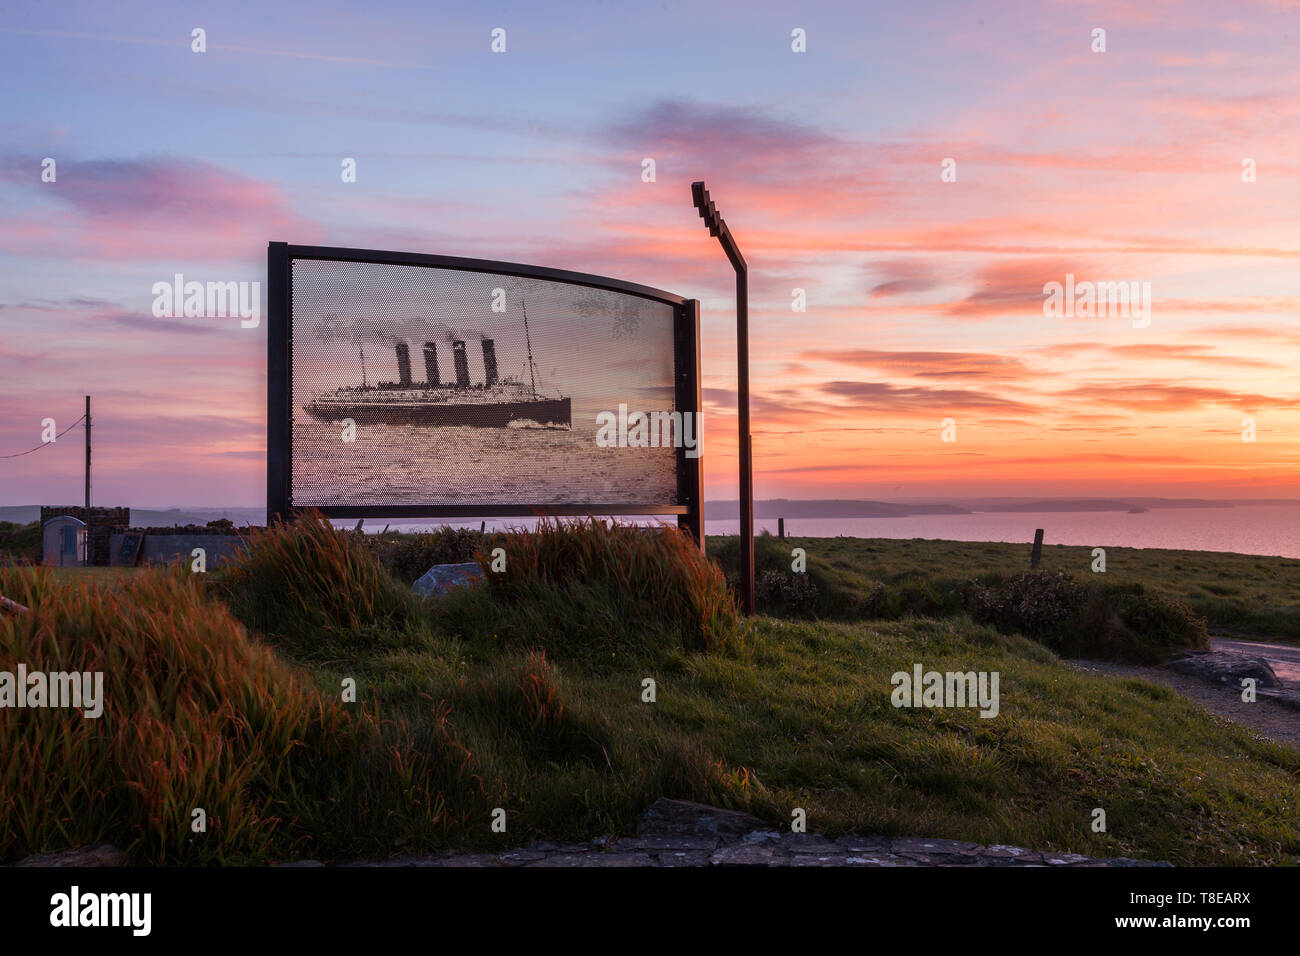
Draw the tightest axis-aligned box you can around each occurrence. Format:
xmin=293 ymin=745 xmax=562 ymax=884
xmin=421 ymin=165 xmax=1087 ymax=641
xmin=1076 ymin=582 xmax=1209 ymax=663
xmin=0 ymin=520 xmax=40 ymax=564
xmin=365 ymin=527 xmax=486 ymax=584
xmin=0 ymin=565 xmax=487 ymax=864
xmin=969 ymin=571 xmax=1207 ymax=663
xmin=863 ymin=581 xmax=894 ymax=617
xmin=756 ymin=568 xmax=820 ymax=616
xmin=969 ymin=570 xmax=1085 ymax=638
xmin=711 ymin=531 xmax=861 ymax=618
xmin=712 ymin=533 xmax=1205 ymax=663
xmin=217 ymin=511 xmax=433 ymax=658
xmin=129 ymin=522 xmax=260 ymax=535
xmin=854 ymin=576 xmax=968 ymax=620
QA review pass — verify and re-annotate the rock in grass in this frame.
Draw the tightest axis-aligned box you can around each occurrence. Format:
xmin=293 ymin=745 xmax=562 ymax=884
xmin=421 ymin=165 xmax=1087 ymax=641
xmin=635 ymin=798 xmax=766 ymax=841
xmin=1165 ymin=651 xmax=1280 ymax=688
xmin=14 ymin=843 xmax=125 ymax=867
xmin=413 ymin=562 xmax=486 ymax=599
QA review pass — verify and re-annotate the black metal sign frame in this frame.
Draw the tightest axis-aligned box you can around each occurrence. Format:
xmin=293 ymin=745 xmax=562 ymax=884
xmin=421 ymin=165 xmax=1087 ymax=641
xmin=267 ymin=242 xmax=703 ymax=547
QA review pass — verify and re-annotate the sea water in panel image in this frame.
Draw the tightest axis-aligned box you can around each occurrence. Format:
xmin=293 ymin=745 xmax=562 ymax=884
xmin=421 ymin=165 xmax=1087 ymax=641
xmin=288 ymin=259 xmax=678 ymax=507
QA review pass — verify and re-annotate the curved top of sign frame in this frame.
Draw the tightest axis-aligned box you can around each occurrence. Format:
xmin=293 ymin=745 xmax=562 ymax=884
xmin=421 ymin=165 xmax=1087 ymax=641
xmin=279 ymin=242 xmax=689 ymax=308
xmin=267 ymin=241 xmax=704 ymax=543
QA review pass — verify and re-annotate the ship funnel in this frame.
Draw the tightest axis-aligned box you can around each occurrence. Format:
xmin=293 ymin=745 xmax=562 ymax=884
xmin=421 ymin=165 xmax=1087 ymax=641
xmin=452 ymin=339 xmax=470 ymax=388
xmin=395 ymin=342 xmax=413 ymax=386
xmin=423 ymin=342 xmax=440 ymax=386
xmin=482 ymin=339 xmax=499 ymax=386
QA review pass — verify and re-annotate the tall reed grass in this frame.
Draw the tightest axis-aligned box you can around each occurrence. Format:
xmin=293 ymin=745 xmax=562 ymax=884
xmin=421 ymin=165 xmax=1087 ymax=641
xmin=0 ymin=565 xmax=487 ymax=863
xmin=219 ymin=510 xmax=432 ymax=658
xmin=449 ymin=517 xmax=742 ymax=662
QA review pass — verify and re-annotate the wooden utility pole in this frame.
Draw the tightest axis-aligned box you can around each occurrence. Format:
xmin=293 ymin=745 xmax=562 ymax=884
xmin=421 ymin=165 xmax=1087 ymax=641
xmin=84 ymin=395 xmax=91 ymax=511
xmin=84 ymin=395 xmax=91 ymax=566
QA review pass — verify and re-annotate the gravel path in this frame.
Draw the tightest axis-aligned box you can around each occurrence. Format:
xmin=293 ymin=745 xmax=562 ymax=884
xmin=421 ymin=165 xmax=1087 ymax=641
xmin=1069 ymin=652 xmax=1300 ymax=750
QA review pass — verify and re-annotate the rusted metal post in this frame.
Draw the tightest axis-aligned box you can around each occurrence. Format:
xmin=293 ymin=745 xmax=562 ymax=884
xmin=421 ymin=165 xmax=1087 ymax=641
xmin=692 ymin=181 xmax=754 ymax=616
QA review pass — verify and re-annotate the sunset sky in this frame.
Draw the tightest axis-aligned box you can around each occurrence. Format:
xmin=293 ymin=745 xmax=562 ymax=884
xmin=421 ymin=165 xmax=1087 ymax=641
xmin=3 ymin=0 xmax=1300 ymax=508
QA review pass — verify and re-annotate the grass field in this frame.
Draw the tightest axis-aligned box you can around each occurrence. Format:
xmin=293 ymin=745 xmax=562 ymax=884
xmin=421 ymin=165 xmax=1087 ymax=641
xmin=293 ymin=611 xmax=1300 ymax=865
xmin=709 ymin=533 xmax=1300 ymax=642
xmin=4 ymin=518 xmax=1298 ymax=866
xmin=15 ymin=520 xmax=1300 ymax=641
xmin=44 ymin=535 xmax=1300 ymax=643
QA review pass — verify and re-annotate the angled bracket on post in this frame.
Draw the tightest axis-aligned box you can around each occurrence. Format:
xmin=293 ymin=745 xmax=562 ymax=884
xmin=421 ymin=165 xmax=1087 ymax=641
xmin=691 ymin=182 xmax=754 ymax=616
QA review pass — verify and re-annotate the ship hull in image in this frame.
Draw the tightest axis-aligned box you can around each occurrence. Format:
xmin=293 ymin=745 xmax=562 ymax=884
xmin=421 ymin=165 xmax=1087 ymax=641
xmin=304 ymin=325 xmax=571 ymax=428
xmin=303 ymin=395 xmax=571 ymax=428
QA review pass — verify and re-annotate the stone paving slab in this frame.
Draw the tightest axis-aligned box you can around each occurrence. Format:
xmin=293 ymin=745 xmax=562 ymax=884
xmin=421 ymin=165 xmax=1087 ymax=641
xmin=12 ymin=799 xmax=1172 ymax=868
xmin=340 ymin=799 xmax=1170 ymax=868
xmin=12 ymin=843 xmax=125 ymax=867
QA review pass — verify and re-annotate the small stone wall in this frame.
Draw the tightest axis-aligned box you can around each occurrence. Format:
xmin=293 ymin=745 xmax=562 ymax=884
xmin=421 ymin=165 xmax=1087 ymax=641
xmin=110 ymin=533 xmax=245 ymax=569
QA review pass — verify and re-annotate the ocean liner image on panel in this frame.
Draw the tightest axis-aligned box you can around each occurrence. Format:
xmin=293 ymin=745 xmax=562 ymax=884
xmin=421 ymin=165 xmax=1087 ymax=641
xmin=303 ymin=301 xmax=572 ymax=429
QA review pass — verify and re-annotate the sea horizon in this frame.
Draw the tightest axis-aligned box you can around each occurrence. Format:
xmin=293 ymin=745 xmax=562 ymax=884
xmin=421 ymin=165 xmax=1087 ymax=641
xmin=8 ymin=498 xmax=1300 ymax=559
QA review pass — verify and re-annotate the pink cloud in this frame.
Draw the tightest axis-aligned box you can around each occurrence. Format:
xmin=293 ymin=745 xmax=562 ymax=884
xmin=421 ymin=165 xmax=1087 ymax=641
xmin=0 ymin=155 xmax=318 ymax=261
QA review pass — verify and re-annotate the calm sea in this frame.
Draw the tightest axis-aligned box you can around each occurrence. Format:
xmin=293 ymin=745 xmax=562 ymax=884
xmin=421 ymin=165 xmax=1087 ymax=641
xmin=706 ymin=505 xmax=1300 ymax=559
xmin=290 ymin=417 xmax=676 ymax=507
xmin=357 ymin=505 xmax=1300 ymax=559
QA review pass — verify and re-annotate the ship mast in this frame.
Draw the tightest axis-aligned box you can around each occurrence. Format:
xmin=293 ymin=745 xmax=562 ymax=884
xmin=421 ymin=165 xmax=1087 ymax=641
xmin=360 ymin=343 xmax=368 ymax=387
xmin=522 ymin=297 xmax=537 ymax=397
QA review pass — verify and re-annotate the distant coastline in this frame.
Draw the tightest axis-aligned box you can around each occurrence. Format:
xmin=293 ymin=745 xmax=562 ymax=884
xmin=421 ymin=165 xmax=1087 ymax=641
xmin=702 ymin=497 xmax=1280 ymax=520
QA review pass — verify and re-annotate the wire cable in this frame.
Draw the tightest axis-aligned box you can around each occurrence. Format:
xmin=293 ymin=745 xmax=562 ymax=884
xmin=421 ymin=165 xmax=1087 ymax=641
xmin=0 ymin=415 xmax=86 ymax=459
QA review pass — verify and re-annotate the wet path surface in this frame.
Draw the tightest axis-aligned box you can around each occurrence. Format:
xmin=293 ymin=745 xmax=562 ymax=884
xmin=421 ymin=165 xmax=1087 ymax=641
xmin=1212 ymin=636 xmax=1300 ymax=685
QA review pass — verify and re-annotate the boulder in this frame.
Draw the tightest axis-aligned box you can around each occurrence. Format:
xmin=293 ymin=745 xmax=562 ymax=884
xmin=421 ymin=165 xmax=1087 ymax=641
xmin=635 ymin=798 xmax=766 ymax=841
xmin=1165 ymin=651 xmax=1280 ymax=689
xmin=413 ymin=561 xmax=486 ymax=599
xmin=14 ymin=843 xmax=125 ymax=867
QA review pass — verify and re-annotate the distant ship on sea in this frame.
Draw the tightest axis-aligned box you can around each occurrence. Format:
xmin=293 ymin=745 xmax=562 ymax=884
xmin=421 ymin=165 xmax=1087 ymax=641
xmin=303 ymin=302 xmax=571 ymax=429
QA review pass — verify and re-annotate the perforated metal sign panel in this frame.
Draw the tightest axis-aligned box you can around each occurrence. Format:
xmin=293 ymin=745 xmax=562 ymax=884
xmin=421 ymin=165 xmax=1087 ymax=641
xmin=268 ymin=244 xmax=702 ymax=534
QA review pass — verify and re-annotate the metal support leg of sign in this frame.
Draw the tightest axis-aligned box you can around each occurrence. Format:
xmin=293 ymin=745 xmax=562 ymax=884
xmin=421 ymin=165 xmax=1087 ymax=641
xmin=676 ymin=299 xmax=704 ymax=553
xmin=691 ymin=182 xmax=754 ymax=616
xmin=267 ymin=241 xmax=291 ymax=525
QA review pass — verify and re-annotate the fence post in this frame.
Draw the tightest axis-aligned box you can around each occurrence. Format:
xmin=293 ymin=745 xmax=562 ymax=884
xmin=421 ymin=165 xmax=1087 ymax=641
xmin=1030 ymin=528 xmax=1044 ymax=569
